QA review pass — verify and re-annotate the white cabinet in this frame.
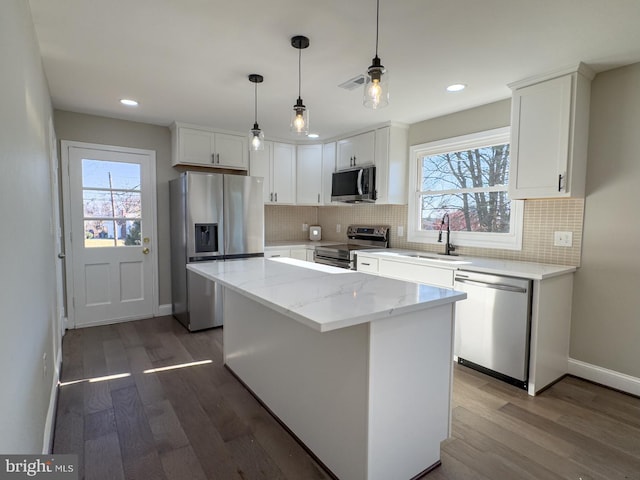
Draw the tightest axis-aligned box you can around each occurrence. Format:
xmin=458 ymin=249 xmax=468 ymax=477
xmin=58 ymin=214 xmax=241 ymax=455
xmin=378 ymin=259 xmax=454 ymax=288
xmin=374 ymin=125 xmax=409 ymax=205
xmin=336 ymin=131 xmax=375 ymax=170
xmin=289 ymin=248 xmax=308 ymax=261
xmin=296 ymin=144 xmax=323 ymax=205
xmin=264 ymin=248 xmax=290 ymax=258
xmin=322 ymin=142 xmax=336 ymax=204
xmin=250 ymin=141 xmax=296 ymax=204
xmin=356 ymin=255 xmax=379 ymax=274
xmin=508 ymin=64 xmax=593 ymax=199
xmin=171 ymin=122 xmax=248 ymax=169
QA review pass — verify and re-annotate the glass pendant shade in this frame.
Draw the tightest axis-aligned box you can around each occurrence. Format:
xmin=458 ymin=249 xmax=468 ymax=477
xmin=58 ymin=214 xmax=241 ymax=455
xmin=250 ymin=123 xmax=264 ymax=151
xmin=364 ymin=57 xmax=389 ymax=109
xmin=290 ymin=97 xmax=309 ymax=135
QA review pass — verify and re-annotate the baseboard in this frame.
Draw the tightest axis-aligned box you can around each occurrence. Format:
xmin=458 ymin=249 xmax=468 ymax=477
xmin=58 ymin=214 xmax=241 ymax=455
xmin=568 ymin=358 xmax=640 ymax=397
xmin=157 ymin=304 xmax=172 ymax=316
xmin=42 ymin=348 xmax=62 ymax=453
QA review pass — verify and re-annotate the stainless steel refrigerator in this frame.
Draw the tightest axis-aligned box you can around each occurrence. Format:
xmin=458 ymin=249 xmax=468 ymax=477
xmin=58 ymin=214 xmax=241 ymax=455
xmin=169 ymin=172 xmax=264 ymax=331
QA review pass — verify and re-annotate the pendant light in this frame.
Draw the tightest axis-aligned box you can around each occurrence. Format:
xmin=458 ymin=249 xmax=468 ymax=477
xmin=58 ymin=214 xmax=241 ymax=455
xmin=290 ymin=35 xmax=310 ymax=135
xmin=364 ymin=0 xmax=389 ymax=109
xmin=248 ymin=74 xmax=265 ymax=151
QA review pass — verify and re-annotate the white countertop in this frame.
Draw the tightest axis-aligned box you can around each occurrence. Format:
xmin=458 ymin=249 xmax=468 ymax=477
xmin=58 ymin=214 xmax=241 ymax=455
xmin=187 ymin=257 xmax=466 ymax=332
xmin=359 ymin=248 xmax=576 ymax=280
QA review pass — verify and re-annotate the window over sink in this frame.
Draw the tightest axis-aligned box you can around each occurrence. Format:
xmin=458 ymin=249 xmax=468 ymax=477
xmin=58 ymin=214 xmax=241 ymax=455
xmin=407 ymin=127 xmax=523 ymax=250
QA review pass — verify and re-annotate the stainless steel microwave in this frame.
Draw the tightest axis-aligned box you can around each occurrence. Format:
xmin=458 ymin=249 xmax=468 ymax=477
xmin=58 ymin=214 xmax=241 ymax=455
xmin=331 ymin=166 xmax=376 ymax=203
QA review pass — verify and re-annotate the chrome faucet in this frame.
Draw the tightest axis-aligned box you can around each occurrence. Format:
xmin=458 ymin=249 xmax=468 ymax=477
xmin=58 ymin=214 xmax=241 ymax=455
xmin=437 ymin=213 xmax=456 ymax=255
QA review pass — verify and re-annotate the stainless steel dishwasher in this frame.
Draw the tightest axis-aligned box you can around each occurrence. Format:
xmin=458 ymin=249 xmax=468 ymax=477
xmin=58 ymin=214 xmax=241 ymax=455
xmin=454 ymin=270 xmax=532 ymax=389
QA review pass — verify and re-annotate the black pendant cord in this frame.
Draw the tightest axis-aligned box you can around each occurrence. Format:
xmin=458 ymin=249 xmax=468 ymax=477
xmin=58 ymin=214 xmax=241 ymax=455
xmin=375 ymin=0 xmax=380 ymax=58
xmin=298 ymin=46 xmax=302 ymax=100
xmin=254 ymin=81 xmax=258 ymax=125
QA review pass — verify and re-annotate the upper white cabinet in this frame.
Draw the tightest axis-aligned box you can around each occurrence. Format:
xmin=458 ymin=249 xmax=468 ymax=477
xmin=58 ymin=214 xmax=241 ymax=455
xmin=321 ymin=142 xmax=336 ymax=204
xmin=171 ymin=122 xmax=248 ymax=170
xmin=296 ymin=144 xmax=323 ymax=205
xmin=250 ymin=141 xmax=296 ymax=204
xmin=508 ymin=64 xmax=593 ymax=199
xmin=374 ymin=125 xmax=409 ymax=205
xmin=336 ymin=131 xmax=375 ymax=170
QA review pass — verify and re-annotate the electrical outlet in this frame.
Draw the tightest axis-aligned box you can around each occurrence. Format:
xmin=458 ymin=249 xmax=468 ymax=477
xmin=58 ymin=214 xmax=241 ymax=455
xmin=336 ymin=224 xmax=341 ymax=233
xmin=397 ymin=226 xmax=404 ymax=237
xmin=554 ymin=231 xmax=573 ymax=247
xmin=302 ymin=223 xmax=309 ymax=232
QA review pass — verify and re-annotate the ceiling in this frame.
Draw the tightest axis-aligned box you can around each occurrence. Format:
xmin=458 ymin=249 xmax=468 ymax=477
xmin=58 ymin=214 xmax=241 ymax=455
xmin=28 ymin=0 xmax=640 ymax=142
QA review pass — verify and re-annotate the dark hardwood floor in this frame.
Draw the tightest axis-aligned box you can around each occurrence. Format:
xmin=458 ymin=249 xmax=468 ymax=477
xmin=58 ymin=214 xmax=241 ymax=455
xmin=53 ymin=316 xmax=640 ymax=480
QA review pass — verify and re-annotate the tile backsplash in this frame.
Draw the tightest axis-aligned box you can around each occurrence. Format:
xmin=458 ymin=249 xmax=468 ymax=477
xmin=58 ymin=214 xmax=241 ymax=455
xmin=266 ymin=198 xmax=584 ymax=266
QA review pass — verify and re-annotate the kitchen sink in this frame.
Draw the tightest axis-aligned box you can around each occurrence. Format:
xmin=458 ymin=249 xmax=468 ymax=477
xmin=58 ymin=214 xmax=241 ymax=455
xmin=401 ymin=252 xmax=471 ymax=265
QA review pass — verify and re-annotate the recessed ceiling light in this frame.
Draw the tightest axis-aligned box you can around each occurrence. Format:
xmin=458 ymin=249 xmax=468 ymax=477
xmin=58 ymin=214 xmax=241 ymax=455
xmin=120 ymin=98 xmax=139 ymax=106
xmin=307 ymin=133 xmax=319 ymax=139
xmin=446 ymin=84 xmax=466 ymax=92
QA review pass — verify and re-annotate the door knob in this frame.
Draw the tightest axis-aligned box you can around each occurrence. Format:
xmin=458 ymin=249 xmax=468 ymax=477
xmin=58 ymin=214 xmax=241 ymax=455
xmin=142 ymin=247 xmax=150 ymax=255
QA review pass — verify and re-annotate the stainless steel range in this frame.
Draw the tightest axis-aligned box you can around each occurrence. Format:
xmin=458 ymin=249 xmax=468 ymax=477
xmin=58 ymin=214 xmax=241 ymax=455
xmin=314 ymin=225 xmax=389 ymax=270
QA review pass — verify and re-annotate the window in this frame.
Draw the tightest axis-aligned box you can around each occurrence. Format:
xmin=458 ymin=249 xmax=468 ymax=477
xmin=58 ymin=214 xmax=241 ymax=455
xmin=82 ymin=159 xmax=142 ymax=247
xmin=407 ymin=127 xmax=523 ymax=250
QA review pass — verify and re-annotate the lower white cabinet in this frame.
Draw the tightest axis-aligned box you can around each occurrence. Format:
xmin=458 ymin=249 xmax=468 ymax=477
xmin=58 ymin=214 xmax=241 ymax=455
xmin=289 ymin=248 xmax=308 ymax=261
xmin=264 ymin=249 xmax=291 ymax=259
xmin=379 ymin=259 xmax=454 ymax=288
xmin=356 ymin=255 xmax=379 ymax=274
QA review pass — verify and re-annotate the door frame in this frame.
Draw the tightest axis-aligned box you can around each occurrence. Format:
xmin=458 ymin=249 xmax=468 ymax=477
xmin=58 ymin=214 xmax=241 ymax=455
xmin=60 ymin=140 xmax=159 ymax=328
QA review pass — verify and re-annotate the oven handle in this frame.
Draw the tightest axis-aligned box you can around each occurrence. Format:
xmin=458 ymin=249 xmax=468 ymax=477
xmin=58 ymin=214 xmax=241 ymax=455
xmin=454 ymin=277 xmax=527 ymax=294
xmin=357 ymin=169 xmax=364 ymax=195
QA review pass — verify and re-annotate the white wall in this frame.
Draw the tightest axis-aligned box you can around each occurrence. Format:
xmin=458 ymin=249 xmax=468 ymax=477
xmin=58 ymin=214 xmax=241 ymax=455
xmin=571 ymin=63 xmax=640 ymax=378
xmin=0 ymin=0 xmax=58 ymax=453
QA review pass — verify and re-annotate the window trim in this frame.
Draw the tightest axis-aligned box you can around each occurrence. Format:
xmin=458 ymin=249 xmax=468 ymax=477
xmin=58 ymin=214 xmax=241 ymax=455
xmin=407 ymin=127 xmax=523 ymax=250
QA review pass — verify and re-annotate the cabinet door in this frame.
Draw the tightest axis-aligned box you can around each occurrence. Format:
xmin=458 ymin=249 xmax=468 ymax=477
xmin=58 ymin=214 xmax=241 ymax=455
xmin=179 ymin=127 xmax=214 ymax=165
xmin=322 ymin=142 xmax=336 ymax=204
xmin=336 ymin=138 xmax=356 ymax=170
xmin=296 ymin=144 xmax=323 ymax=205
xmin=289 ymin=248 xmax=308 ymax=261
xmin=378 ymin=259 xmax=454 ymax=287
xmin=352 ymin=131 xmax=375 ymax=166
xmin=272 ymin=143 xmax=296 ymax=204
xmin=249 ymin=141 xmax=273 ymax=203
xmin=509 ymin=75 xmax=572 ymax=199
xmin=356 ymin=255 xmax=379 ymax=273
xmin=214 ymin=132 xmax=248 ymax=170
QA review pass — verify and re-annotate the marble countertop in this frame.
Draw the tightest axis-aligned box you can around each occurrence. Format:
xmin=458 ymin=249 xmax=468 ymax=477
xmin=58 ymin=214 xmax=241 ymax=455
xmin=187 ymin=257 xmax=466 ymax=333
xmin=358 ymin=249 xmax=577 ymax=280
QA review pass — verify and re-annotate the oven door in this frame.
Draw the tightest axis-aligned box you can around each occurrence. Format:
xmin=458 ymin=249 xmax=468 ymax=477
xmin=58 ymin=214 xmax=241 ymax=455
xmin=313 ymin=251 xmax=352 ymax=269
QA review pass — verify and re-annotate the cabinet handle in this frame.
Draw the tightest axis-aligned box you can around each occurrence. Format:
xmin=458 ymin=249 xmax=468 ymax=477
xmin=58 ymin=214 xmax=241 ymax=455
xmin=558 ymin=174 xmax=563 ymax=192
xmin=216 ymin=153 xmax=220 ymax=164
xmin=353 ymin=155 xmax=356 ymax=165
xmin=270 ymin=192 xmax=273 ymax=202
xmin=317 ymin=193 xmax=320 ymax=203
xmin=275 ymin=192 xmax=278 ymax=202
xmin=361 ymin=262 xmax=370 ymax=266
xmin=211 ymin=154 xmax=215 ymax=164
xmin=271 ymin=254 xmax=281 ymax=258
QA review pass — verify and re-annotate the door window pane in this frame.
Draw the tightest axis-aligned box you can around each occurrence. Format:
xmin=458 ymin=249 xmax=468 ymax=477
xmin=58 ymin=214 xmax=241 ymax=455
xmin=81 ymin=159 xmax=142 ymax=248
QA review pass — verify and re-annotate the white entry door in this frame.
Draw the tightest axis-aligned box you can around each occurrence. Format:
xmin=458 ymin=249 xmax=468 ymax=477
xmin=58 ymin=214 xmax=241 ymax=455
xmin=62 ymin=141 xmax=157 ymax=328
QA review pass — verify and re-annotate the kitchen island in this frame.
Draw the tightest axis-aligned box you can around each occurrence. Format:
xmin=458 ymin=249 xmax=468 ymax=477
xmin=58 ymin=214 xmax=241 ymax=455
xmin=188 ymin=258 xmax=466 ymax=480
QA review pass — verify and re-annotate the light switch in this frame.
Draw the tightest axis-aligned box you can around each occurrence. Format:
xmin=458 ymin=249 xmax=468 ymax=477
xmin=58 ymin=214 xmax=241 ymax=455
xmin=554 ymin=231 xmax=573 ymax=247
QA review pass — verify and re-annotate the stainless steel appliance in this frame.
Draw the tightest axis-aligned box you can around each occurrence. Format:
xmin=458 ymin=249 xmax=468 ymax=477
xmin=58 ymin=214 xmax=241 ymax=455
xmin=331 ymin=166 xmax=376 ymax=203
xmin=454 ymin=270 xmax=532 ymax=389
xmin=314 ymin=225 xmax=389 ymax=269
xmin=170 ymin=172 xmax=264 ymax=331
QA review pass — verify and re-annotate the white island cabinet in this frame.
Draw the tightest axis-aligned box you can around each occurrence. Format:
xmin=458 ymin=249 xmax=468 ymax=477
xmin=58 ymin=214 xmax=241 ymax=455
xmin=188 ymin=258 xmax=466 ymax=480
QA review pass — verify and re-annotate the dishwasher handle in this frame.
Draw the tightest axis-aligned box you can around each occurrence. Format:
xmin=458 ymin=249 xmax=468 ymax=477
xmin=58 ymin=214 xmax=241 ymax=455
xmin=455 ymin=277 xmax=528 ymax=294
